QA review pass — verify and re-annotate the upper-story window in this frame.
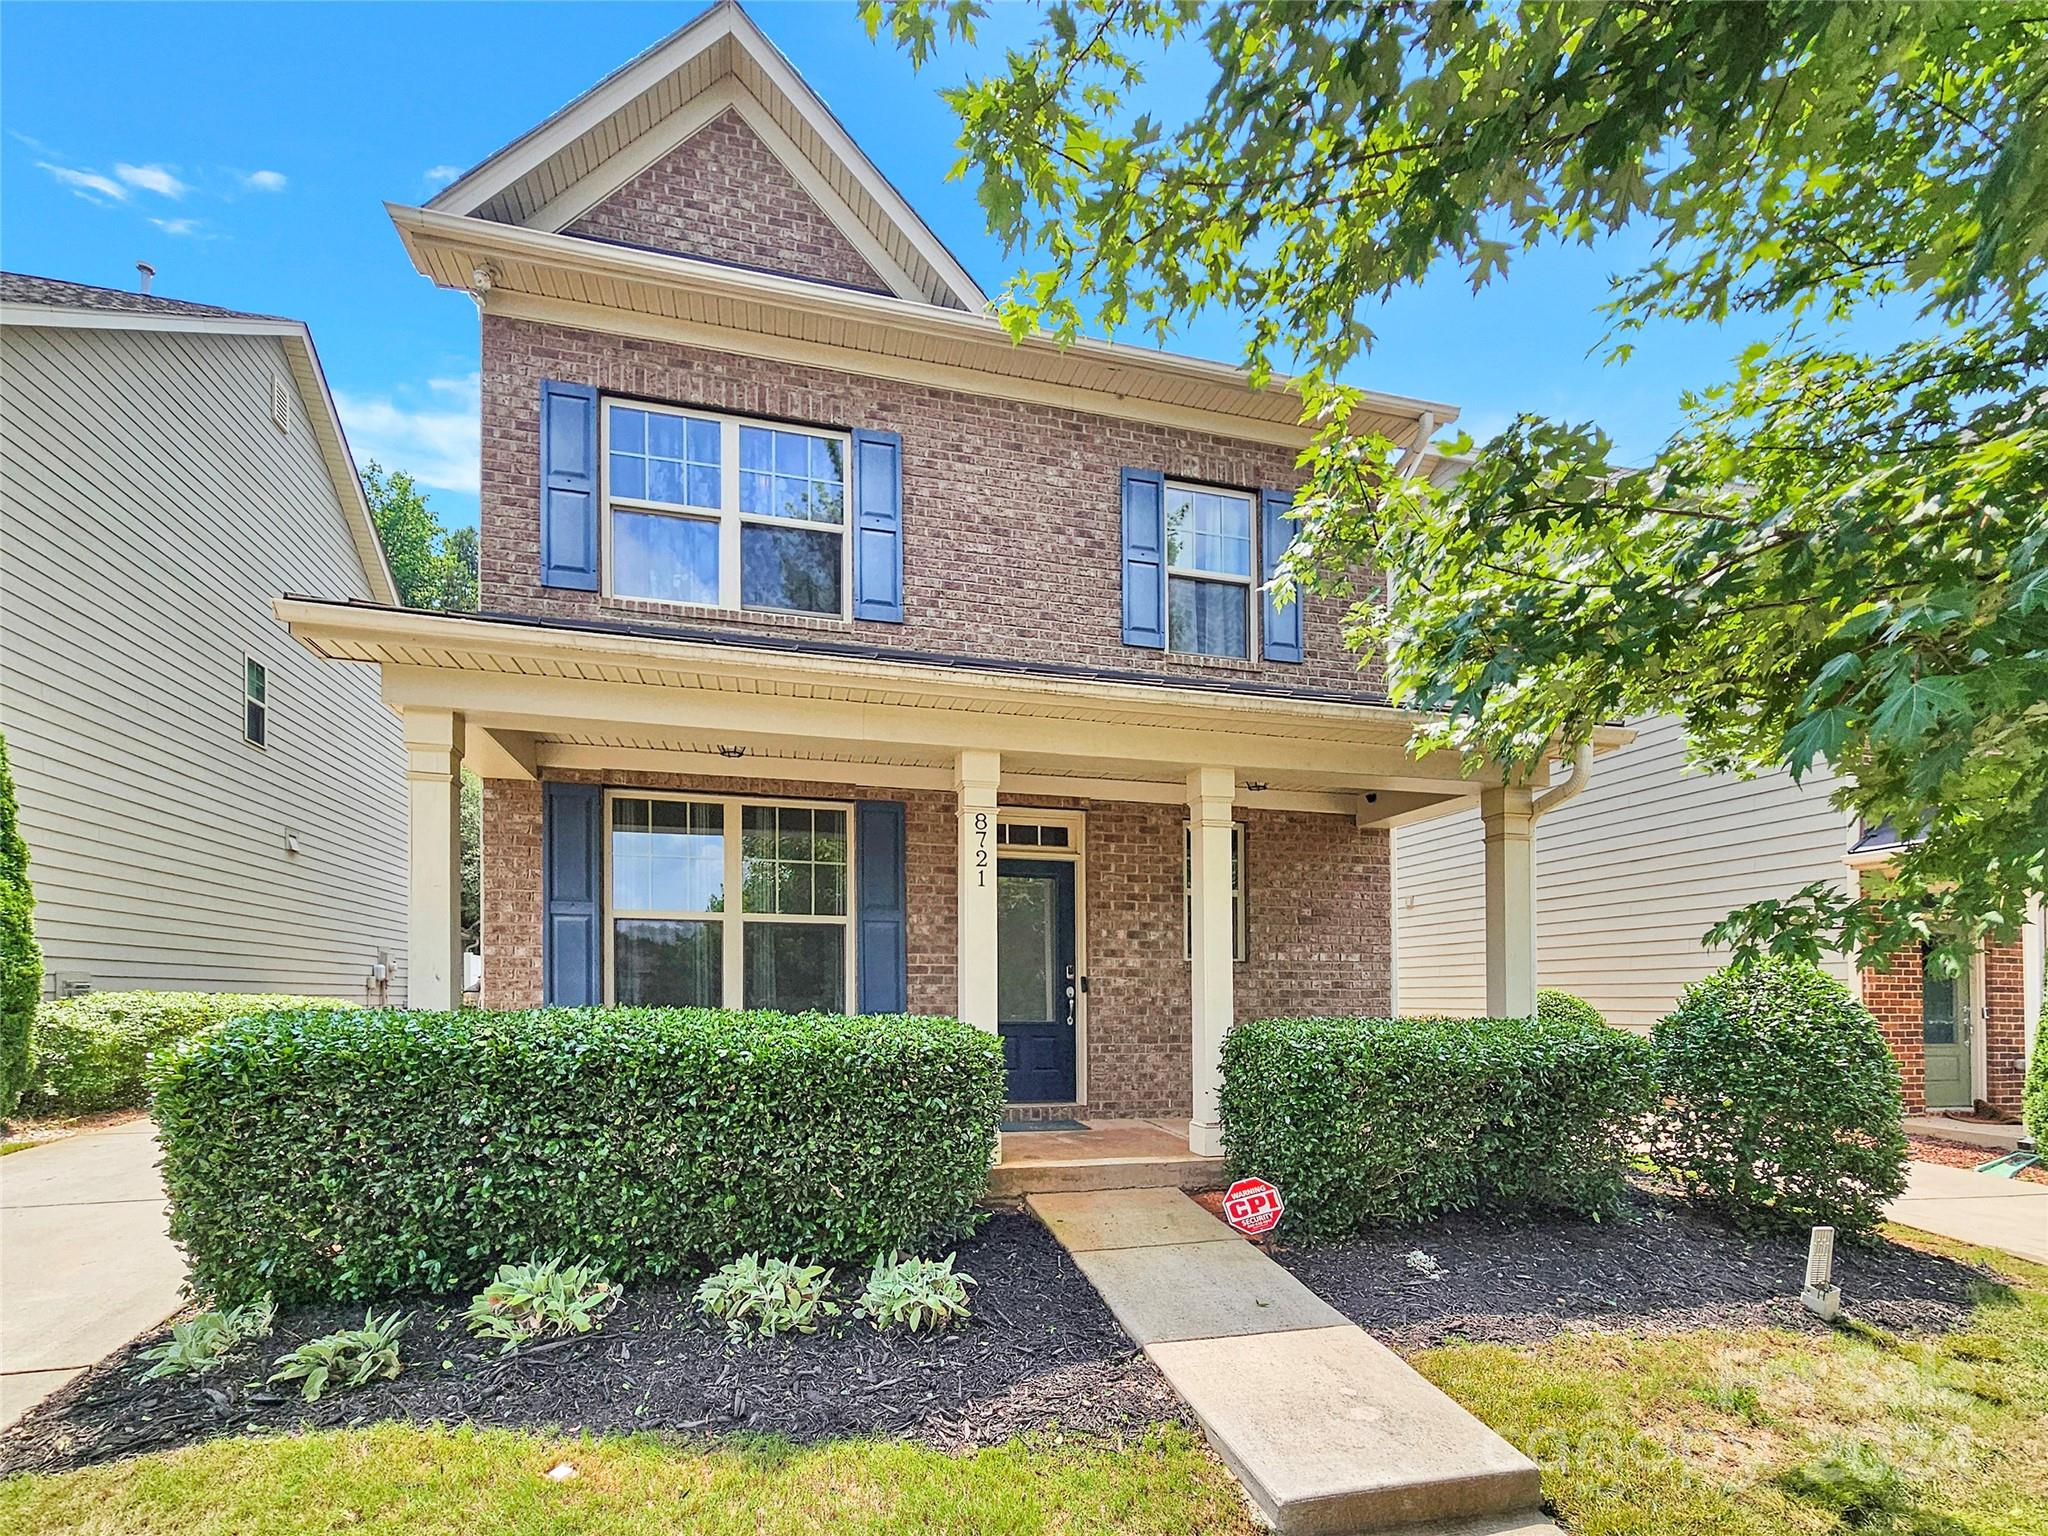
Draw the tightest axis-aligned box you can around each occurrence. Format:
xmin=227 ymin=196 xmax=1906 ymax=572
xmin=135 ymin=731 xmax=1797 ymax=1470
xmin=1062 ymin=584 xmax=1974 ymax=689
xmin=603 ymin=399 xmax=848 ymax=617
xmin=1165 ymin=482 xmax=1255 ymax=659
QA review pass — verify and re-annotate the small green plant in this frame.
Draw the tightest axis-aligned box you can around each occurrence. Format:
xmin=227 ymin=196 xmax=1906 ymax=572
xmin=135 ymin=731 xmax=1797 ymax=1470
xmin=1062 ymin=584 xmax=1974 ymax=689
xmin=268 ymin=1310 xmax=407 ymax=1402
xmin=137 ymin=1297 xmax=276 ymax=1381
xmin=465 ymin=1256 xmax=618 ymax=1353
xmin=695 ymin=1255 xmax=839 ymax=1341
xmin=854 ymin=1252 xmax=976 ymax=1333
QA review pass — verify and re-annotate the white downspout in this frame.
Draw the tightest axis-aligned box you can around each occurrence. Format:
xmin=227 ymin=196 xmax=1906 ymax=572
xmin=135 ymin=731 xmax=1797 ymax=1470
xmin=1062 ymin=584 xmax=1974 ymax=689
xmin=1396 ymin=411 xmax=1436 ymax=479
xmin=1531 ymin=741 xmax=1594 ymax=824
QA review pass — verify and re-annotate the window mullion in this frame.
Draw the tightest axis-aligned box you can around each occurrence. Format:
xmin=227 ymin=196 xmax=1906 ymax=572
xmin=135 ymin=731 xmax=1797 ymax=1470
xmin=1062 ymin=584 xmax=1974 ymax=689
xmin=720 ymin=421 xmax=741 ymax=609
xmin=722 ymin=795 xmax=744 ymax=1007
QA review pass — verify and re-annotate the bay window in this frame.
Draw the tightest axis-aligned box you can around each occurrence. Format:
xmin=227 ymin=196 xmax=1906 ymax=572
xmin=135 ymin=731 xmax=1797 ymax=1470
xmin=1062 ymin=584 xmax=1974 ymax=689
xmin=604 ymin=400 xmax=848 ymax=617
xmin=606 ymin=791 xmax=852 ymax=1013
xmin=1165 ymin=482 xmax=1255 ymax=659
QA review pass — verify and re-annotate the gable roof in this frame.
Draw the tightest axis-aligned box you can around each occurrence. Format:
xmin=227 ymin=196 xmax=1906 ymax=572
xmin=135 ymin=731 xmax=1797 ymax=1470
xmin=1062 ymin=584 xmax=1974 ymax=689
xmin=0 ymin=271 xmax=399 ymax=606
xmin=426 ymin=0 xmax=983 ymax=311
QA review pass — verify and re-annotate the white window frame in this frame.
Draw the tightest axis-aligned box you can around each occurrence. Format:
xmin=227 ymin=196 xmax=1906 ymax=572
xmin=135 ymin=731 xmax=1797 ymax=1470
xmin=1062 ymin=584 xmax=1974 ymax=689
xmin=1164 ymin=479 xmax=1257 ymax=660
xmin=242 ymin=653 xmax=268 ymax=749
xmin=600 ymin=398 xmax=852 ymax=619
xmin=601 ymin=788 xmax=857 ymax=1012
xmin=1184 ymin=821 xmax=1249 ymax=963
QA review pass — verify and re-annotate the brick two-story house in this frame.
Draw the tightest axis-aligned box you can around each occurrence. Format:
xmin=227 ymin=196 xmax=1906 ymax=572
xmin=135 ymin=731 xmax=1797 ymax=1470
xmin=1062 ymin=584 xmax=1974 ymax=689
xmin=280 ymin=2 xmax=1614 ymax=1154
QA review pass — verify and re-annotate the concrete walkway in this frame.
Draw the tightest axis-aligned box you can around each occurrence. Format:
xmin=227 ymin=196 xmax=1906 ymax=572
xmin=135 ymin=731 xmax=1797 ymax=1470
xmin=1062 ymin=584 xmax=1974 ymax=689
xmin=0 ymin=1120 xmax=187 ymax=1429
xmin=1030 ymin=1187 xmax=1559 ymax=1535
xmin=1888 ymin=1159 xmax=2048 ymax=1265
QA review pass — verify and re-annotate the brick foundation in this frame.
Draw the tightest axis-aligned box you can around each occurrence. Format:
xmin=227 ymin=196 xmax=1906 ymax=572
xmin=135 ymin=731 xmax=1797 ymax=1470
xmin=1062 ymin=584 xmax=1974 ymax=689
xmin=483 ymin=774 xmax=1391 ymax=1120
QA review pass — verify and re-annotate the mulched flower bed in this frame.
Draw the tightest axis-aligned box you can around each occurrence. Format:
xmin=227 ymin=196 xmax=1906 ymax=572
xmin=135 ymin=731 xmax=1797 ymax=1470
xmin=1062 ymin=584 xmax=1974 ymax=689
xmin=1910 ymin=1135 xmax=2047 ymax=1185
xmin=1277 ymin=1185 xmax=2004 ymax=1353
xmin=0 ymin=1213 xmax=1188 ymax=1477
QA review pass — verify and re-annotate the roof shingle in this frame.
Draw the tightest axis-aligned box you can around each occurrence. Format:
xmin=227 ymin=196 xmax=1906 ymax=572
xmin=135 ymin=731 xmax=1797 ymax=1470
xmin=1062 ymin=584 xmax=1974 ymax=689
xmin=0 ymin=271 xmax=289 ymax=324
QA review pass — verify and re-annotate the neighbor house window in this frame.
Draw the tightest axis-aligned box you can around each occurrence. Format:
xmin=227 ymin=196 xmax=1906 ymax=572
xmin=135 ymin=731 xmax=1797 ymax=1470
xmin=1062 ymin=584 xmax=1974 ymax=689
xmin=1165 ymin=482 xmax=1254 ymax=658
xmin=1184 ymin=823 xmax=1248 ymax=962
xmin=603 ymin=400 xmax=848 ymax=617
xmin=243 ymin=657 xmax=268 ymax=747
xmin=607 ymin=792 xmax=852 ymax=1013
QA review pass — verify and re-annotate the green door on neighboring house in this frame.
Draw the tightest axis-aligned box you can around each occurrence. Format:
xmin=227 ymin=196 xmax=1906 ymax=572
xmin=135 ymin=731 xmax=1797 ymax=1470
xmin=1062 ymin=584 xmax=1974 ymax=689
xmin=1921 ymin=960 xmax=1972 ymax=1111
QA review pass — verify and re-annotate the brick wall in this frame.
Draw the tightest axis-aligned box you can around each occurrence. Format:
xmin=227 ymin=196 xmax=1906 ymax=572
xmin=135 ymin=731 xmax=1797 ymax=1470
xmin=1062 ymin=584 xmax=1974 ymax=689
xmin=483 ymin=774 xmax=1391 ymax=1118
xmin=1859 ymin=933 xmax=2031 ymax=1117
xmin=481 ymin=315 xmax=1387 ymax=700
xmin=563 ymin=107 xmax=889 ymax=295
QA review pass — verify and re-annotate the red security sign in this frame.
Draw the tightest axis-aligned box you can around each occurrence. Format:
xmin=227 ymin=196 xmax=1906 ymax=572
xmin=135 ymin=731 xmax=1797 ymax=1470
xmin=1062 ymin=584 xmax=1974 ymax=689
xmin=1221 ymin=1177 xmax=1284 ymax=1236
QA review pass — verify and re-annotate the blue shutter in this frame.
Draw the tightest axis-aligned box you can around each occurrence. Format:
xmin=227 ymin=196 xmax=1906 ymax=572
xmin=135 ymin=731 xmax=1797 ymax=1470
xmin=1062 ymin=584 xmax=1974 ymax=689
xmin=1120 ymin=467 xmax=1167 ymax=649
xmin=1260 ymin=488 xmax=1304 ymax=663
xmin=542 ymin=781 xmax=602 ymax=1006
xmin=855 ymin=800 xmax=908 ymax=1014
xmin=851 ymin=428 xmax=904 ymax=622
xmin=539 ymin=380 xmax=598 ymax=591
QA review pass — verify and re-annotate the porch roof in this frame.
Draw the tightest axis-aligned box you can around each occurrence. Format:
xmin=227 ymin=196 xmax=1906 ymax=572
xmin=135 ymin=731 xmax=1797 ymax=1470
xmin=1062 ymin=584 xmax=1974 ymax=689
xmin=276 ymin=596 xmax=1629 ymax=819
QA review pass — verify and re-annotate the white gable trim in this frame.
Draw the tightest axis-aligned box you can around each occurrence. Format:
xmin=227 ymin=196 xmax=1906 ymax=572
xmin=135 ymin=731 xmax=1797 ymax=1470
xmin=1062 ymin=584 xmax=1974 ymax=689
xmin=426 ymin=1 xmax=984 ymax=311
xmin=524 ymin=80 xmax=928 ymax=303
xmin=0 ymin=301 xmax=399 ymax=606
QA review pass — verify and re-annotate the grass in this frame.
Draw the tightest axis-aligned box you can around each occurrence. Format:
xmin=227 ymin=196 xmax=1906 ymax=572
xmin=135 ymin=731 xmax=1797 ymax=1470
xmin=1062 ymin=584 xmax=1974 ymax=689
xmin=1412 ymin=1228 xmax=2048 ymax=1536
xmin=0 ymin=1424 xmax=1259 ymax=1536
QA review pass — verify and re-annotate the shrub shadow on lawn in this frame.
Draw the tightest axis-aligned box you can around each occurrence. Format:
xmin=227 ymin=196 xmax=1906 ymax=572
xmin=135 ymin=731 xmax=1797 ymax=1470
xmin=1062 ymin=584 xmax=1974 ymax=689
xmin=0 ymin=1214 xmax=1189 ymax=1477
xmin=1277 ymin=1185 xmax=1997 ymax=1353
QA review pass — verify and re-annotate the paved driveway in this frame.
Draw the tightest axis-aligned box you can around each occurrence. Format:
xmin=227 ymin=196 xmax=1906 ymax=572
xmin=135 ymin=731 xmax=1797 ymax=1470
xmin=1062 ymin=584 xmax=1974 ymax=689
xmin=0 ymin=1120 xmax=187 ymax=1429
xmin=1888 ymin=1159 xmax=2048 ymax=1265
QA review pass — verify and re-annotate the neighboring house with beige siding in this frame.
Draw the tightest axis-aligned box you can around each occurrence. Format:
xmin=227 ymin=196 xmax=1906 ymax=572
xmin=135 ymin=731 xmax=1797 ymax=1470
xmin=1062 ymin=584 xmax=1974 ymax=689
xmin=1394 ymin=713 xmax=2042 ymax=1118
xmin=0 ymin=272 xmax=409 ymax=1001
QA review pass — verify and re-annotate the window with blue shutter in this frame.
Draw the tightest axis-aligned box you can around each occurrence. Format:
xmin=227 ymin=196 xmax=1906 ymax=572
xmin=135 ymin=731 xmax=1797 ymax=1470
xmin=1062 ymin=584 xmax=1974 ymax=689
xmin=1260 ymin=488 xmax=1303 ymax=663
xmin=542 ymin=781 xmax=603 ymax=1005
xmin=855 ymin=800 xmax=908 ymax=1013
xmin=1120 ymin=467 xmax=1167 ymax=649
xmin=540 ymin=380 xmax=599 ymax=590
xmin=851 ymin=428 xmax=904 ymax=622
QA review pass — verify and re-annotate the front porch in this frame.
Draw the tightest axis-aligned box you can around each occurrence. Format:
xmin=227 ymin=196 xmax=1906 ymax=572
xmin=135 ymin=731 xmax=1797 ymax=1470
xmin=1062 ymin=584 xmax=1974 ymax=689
xmin=989 ymin=1118 xmax=1222 ymax=1198
xmin=281 ymin=598 xmax=1625 ymax=1156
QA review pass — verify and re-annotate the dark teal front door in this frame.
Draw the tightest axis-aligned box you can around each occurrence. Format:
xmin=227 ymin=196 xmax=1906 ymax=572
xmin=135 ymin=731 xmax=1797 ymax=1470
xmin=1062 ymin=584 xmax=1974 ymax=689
xmin=997 ymin=858 xmax=1076 ymax=1103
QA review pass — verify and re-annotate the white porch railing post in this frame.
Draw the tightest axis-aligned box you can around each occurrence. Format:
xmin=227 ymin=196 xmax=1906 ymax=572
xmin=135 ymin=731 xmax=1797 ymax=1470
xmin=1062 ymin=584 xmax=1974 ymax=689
xmin=404 ymin=707 xmax=465 ymax=1011
xmin=1187 ymin=765 xmax=1235 ymax=1157
xmin=1480 ymin=784 xmax=1537 ymax=1017
xmin=954 ymin=748 xmax=1001 ymax=1032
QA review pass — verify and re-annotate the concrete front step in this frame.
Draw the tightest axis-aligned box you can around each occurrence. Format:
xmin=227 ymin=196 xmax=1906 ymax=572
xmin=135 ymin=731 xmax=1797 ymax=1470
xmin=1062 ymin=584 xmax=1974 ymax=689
xmin=987 ymin=1153 xmax=1221 ymax=1198
xmin=1029 ymin=1188 xmax=1549 ymax=1536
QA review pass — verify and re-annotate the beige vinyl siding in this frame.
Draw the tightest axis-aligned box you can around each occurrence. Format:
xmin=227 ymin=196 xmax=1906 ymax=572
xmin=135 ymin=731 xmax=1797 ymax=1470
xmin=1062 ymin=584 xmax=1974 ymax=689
xmin=1392 ymin=715 xmax=1857 ymax=1029
xmin=0 ymin=321 xmax=407 ymax=998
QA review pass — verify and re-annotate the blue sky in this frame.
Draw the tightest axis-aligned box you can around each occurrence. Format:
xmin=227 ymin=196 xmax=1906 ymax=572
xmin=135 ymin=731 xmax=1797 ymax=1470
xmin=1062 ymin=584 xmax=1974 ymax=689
xmin=4 ymin=1 xmax=1808 ymax=532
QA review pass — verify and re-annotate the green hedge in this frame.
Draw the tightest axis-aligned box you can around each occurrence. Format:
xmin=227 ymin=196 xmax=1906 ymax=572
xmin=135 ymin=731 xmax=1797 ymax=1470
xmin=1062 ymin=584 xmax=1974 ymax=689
xmin=0 ymin=733 xmax=40 ymax=1120
xmin=1218 ymin=1013 xmax=1655 ymax=1235
xmin=155 ymin=1006 xmax=1005 ymax=1303
xmin=1650 ymin=958 xmax=1907 ymax=1234
xmin=2026 ymin=1026 xmax=2048 ymax=1151
xmin=1536 ymin=989 xmax=1608 ymax=1030
xmin=31 ymin=991 xmax=352 ymax=1116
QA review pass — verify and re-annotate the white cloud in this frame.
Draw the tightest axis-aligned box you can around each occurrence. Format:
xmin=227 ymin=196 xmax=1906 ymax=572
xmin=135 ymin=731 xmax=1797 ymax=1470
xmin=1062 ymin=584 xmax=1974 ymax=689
xmin=150 ymin=216 xmax=204 ymax=237
xmin=424 ymin=164 xmax=463 ymax=186
xmin=241 ymin=169 xmax=288 ymax=192
xmin=38 ymin=162 xmax=127 ymax=202
xmin=114 ymin=162 xmax=188 ymax=198
xmin=335 ymin=372 xmax=481 ymax=495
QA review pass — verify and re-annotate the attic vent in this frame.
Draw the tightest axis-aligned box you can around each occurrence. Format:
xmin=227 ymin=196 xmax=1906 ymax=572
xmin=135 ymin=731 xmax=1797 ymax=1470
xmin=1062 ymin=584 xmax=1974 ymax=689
xmin=269 ymin=373 xmax=291 ymax=433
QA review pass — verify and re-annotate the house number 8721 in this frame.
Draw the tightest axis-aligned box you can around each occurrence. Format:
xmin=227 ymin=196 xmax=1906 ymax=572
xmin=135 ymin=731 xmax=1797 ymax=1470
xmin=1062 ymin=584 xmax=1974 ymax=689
xmin=974 ymin=811 xmax=990 ymax=887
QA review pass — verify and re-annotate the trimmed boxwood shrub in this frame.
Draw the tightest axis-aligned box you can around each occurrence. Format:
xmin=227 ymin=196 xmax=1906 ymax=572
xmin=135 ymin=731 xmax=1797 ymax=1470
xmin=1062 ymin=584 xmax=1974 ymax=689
xmin=0 ymin=732 xmax=40 ymax=1121
xmin=1650 ymin=958 xmax=1908 ymax=1235
xmin=31 ymin=991 xmax=352 ymax=1116
xmin=1536 ymin=989 xmax=1608 ymax=1030
xmin=2027 ymin=1026 xmax=2048 ymax=1151
xmin=1219 ymin=1013 xmax=1655 ymax=1236
xmin=154 ymin=1006 xmax=1004 ymax=1303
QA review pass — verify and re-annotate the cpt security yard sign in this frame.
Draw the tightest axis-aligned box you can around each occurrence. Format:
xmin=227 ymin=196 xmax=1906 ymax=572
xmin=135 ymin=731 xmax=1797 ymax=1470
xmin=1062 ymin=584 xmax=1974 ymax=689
xmin=1221 ymin=1177 xmax=1284 ymax=1237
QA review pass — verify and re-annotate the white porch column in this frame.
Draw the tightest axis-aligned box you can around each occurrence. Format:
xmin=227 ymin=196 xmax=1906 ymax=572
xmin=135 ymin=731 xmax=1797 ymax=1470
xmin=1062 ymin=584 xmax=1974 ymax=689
xmin=405 ymin=707 xmax=465 ymax=1011
xmin=954 ymin=748 xmax=1001 ymax=1032
xmin=1188 ymin=765 xmax=1235 ymax=1157
xmin=1480 ymin=784 xmax=1537 ymax=1017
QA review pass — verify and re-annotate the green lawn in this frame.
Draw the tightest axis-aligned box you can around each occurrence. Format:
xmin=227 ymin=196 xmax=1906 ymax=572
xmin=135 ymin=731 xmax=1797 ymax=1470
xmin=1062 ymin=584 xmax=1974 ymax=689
xmin=1414 ymin=1228 xmax=2048 ymax=1536
xmin=0 ymin=1425 xmax=1259 ymax=1536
